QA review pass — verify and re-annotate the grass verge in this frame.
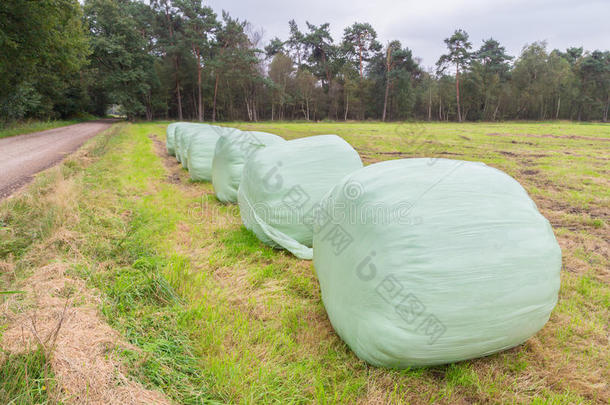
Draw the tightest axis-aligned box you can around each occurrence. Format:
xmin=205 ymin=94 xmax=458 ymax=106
xmin=0 ymin=116 xmax=98 ymax=139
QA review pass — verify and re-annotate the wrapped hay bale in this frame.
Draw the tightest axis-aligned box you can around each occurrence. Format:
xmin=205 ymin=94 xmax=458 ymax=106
xmin=238 ymin=135 xmax=363 ymax=259
xmin=173 ymin=123 xmax=207 ymax=165
xmin=174 ymin=127 xmax=183 ymax=162
xmin=212 ymin=131 xmax=285 ymax=203
xmin=186 ymin=126 xmax=234 ymax=181
xmin=165 ymin=122 xmax=186 ymax=156
xmin=176 ymin=124 xmax=211 ymax=169
xmin=313 ymin=158 xmax=562 ymax=368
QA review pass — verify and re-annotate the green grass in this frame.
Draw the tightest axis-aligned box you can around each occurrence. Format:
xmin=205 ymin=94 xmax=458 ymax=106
xmin=1 ymin=120 xmax=608 ymax=403
xmin=0 ymin=346 xmax=57 ymax=404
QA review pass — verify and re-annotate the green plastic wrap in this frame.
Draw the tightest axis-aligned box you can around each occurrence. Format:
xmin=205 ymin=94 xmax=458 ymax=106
xmin=174 ymin=122 xmax=193 ymax=167
xmin=165 ymin=122 xmax=186 ymax=156
xmin=179 ymin=124 xmax=205 ymax=169
xmin=186 ymin=125 xmax=228 ymax=181
xmin=212 ymin=131 xmax=285 ymax=203
xmin=313 ymin=158 xmax=562 ymax=368
xmin=173 ymin=123 xmax=190 ymax=163
xmin=174 ymin=125 xmax=183 ymax=163
xmin=175 ymin=123 xmax=209 ymax=167
xmin=237 ymin=135 xmax=363 ymax=259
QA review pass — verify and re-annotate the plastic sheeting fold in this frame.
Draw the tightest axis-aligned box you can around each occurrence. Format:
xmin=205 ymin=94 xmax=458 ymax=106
xmin=212 ymin=131 xmax=285 ymax=203
xmin=238 ymin=135 xmax=363 ymax=259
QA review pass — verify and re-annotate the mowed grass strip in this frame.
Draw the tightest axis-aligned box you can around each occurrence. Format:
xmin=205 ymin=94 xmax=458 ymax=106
xmin=2 ymin=121 xmax=608 ymax=403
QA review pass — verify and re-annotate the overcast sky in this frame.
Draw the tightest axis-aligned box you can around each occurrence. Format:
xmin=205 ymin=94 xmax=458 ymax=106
xmin=206 ymin=0 xmax=609 ymax=68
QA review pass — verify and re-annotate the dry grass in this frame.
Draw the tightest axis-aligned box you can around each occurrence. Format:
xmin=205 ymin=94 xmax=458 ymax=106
xmin=2 ymin=263 xmax=171 ymax=404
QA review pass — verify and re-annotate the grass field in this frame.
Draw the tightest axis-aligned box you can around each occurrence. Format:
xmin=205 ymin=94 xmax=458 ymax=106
xmin=1 ymin=121 xmax=608 ymax=403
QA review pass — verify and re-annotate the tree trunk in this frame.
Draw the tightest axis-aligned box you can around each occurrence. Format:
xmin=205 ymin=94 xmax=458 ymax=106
xmin=382 ymin=46 xmax=392 ymax=122
xmin=438 ymin=96 xmax=442 ymax=121
xmin=321 ymin=52 xmax=331 ymax=89
xmin=245 ymin=95 xmax=252 ymax=121
xmin=455 ymin=66 xmax=462 ymax=122
xmin=196 ymin=49 xmax=203 ymax=122
xmin=344 ymin=91 xmax=349 ymax=121
xmin=191 ymin=89 xmax=197 ymax=119
xmin=556 ymin=95 xmax=561 ymax=120
xmin=427 ymin=85 xmax=432 ymax=121
xmin=175 ymin=58 xmax=183 ymax=120
xmin=212 ymin=72 xmax=219 ymax=122
xmin=382 ymin=78 xmax=390 ymax=122
xmin=165 ymin=7 xmax=182 ymax=120
xmin=358 ymin=40 xmax=363 ymax=78
xmin=145 ymin=91 xmax=152 ymax=120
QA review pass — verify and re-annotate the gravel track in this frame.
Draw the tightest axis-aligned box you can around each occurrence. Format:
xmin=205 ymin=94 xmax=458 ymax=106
xmin=0 ymin=120 xmax=115 ymax=199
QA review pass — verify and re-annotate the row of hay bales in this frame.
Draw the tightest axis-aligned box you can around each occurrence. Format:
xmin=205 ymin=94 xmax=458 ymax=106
xmin=165 ymin=122 xmax=562 ymax=368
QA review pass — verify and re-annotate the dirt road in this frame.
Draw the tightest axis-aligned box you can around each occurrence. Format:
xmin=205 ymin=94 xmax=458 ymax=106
xmin=0 ymin=120 xmax=115 ymax=199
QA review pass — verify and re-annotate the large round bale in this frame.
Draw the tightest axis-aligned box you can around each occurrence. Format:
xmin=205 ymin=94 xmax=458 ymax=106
xmin=174 ymin=123 xmax=207 ymax=165
xmin=165 ymin=122 xmax=186 ymax=156
xmin=212 ymin=131 xmax=285 ymax=203
xmin=313 ymin=158 xmax=562 ymax=368
xmin=174 ymin=124 xmax=190 ymax=163
xmin=186 ymin=126 xmax=232 ymax=181
xmin=176 ymin=123 xmax=211 ymax=169
xmin=237 ymin=135 xmax=363 ymax=259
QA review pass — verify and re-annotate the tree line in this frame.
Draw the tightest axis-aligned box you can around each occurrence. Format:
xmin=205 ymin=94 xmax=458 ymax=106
xmin=1 ymin=0 xmax=608 ymax=123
